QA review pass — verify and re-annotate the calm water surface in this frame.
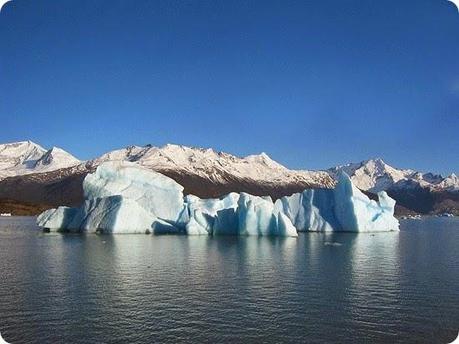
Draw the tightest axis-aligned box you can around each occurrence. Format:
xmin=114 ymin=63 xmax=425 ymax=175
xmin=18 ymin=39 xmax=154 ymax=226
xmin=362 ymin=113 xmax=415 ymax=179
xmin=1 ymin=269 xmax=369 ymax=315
xmin=0 ymin=216 xmax=458 ymax=344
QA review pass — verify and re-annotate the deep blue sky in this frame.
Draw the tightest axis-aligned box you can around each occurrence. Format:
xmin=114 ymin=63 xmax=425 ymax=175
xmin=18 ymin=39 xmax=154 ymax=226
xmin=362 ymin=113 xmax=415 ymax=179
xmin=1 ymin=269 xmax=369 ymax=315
xmin=0 ymin=0 xmax=458 ymax=174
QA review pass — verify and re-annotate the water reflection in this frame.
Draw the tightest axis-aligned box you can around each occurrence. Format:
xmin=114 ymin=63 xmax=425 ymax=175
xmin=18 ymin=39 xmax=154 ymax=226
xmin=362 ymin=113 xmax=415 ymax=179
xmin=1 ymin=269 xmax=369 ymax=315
xmin=1 ymin=218 xmax=458 ymax=344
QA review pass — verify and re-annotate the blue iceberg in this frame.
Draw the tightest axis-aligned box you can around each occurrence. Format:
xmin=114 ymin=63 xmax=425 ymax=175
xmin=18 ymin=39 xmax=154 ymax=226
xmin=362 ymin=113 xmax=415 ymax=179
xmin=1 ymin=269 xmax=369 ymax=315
xmin=274 ymin=172 xmax=399 ymax=232
xmin=37 ymin=162 xmax=399 ymax=235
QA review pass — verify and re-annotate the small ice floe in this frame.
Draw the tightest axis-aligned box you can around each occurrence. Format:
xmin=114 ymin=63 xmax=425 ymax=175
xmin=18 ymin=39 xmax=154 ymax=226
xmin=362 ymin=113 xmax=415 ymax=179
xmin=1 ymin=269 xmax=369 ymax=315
xmin=324 ymin=242 xmax=342 ymax=247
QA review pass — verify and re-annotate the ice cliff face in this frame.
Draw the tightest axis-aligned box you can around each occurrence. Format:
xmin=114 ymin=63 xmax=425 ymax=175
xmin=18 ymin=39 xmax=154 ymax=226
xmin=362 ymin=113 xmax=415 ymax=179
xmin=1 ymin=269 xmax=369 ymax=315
xmin=37 ymin=162 xmax=187 ymax=234
xmin=37 ymin=161 xmax=399 ymax=235
xmin=83 ymin=161 xmax=186 ymax=222
xmin=275 ymin=172 xmax=399 ymax=232
xmin=37 ymin=196 xmax=157 ymax=234
xmin=185 ymin=192 xmax=298 ymax=236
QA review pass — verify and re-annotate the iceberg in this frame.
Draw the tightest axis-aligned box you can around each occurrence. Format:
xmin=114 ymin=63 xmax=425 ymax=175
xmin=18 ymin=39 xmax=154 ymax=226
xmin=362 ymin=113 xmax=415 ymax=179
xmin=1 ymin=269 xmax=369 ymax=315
xmin=237 ymin=193 xmax=298 ymax=236
xmin=184 ymin=192 xmax=298 ymax=236
xmin=37 ymin=206 xmax=80 ymax=231
xmin=37 ymin=162 xmax=399 ymax=235
xmin=83 ymin=161 xmax=185 ymax=223
xmin=274 ymin=172 xmax=399 ymax=232
xmin=38 ymin=196 xmax=157 ymax=233
xmin=185 ymin=193 xmax=240 ymax=235
xmin=37 ymin=162 xmax=185 ymax=234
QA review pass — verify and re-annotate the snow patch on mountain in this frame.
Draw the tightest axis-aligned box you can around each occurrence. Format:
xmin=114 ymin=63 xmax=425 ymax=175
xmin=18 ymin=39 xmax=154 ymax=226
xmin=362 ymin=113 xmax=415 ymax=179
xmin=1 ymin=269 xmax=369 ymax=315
xmin=34 ymin=147 xmax=81 ymax=170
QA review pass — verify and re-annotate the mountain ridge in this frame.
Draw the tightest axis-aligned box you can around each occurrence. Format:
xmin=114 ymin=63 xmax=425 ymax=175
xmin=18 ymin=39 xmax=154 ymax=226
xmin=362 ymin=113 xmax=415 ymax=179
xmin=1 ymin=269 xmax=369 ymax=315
xmin=328 ymin=157 xmax=458 ymax=193
xmin=1 ymin=141 xmax=457 ymax=193
xmin=0 ymin=141 xmax=457 ymax=216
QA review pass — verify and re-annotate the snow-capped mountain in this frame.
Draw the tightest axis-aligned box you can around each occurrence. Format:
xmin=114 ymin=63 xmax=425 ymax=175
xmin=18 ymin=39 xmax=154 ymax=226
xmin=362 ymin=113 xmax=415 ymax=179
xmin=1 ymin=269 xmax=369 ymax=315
xmin=329 ymin=158 xmax=459 ymax=193
xmin=1 ymin=141 xmax=457 ymax=194
xmin=0 ymin=141 xmax=46 ymax=171
xmin=437 ymin=173 xmax=458 ymax=192
xmin=89 ymin=143 xmax=333 ymax=188
xmin=0 ymin=141 xmax=457 ymax=216
xmin=0 ymin=141 xmax=81 ymax=180
xmin=0 ymin=141 xmax=334 ymax=212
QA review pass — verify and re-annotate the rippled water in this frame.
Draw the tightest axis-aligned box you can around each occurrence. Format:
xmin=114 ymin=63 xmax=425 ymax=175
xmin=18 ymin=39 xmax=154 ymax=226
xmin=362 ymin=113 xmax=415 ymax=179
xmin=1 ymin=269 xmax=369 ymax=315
xmin=0 ymin=217 xmax=458 ymax=344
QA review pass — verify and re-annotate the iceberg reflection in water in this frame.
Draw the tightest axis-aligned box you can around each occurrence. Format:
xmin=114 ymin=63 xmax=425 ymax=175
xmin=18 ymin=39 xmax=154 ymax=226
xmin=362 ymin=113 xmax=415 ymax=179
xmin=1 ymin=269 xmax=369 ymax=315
xmin=1 ymin=216 xmax=459 ymax=343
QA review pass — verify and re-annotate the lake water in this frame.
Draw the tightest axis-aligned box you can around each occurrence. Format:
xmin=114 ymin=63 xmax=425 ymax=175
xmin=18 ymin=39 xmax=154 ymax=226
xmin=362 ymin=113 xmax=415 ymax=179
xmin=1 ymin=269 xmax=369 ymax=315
xmin=0 ymin=216 xmax=458 ymax=344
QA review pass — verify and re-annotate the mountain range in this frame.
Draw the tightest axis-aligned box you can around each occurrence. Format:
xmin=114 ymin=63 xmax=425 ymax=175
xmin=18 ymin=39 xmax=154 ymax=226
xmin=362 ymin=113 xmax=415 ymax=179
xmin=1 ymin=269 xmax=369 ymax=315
xmin=0 ymin=141 xmax=457 ymax=216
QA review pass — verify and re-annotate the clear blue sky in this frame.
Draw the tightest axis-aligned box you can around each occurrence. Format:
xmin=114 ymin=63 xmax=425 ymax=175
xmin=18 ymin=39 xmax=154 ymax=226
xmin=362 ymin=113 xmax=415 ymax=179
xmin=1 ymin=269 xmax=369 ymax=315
xmin=0 ymin=0 xmax=458 ymax=175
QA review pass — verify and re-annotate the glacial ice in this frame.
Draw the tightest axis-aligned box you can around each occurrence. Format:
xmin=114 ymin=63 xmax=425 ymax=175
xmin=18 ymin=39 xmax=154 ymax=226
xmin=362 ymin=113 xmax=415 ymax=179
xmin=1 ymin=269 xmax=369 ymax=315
xmin=274 ymin=172 xmax=399 ymax=232
xmin=237 ymin=193 xmax=298 ymax=236
xmin=37 ymin=206 xmax=80 ymax=230
xmin=38 ymin=195 xmax=157 ymax=233
xmin=83 ymin=161 xmax=185 ymax=223
xmin=185 ymin=193 xmax=240 ymax=235
xmin=37 ymin=162 xmax=185 ymax=234
xmin=37 ymin=162 xmax=399 ymax=235
xmin=184 ymin=192 xmax=298 ymax=236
